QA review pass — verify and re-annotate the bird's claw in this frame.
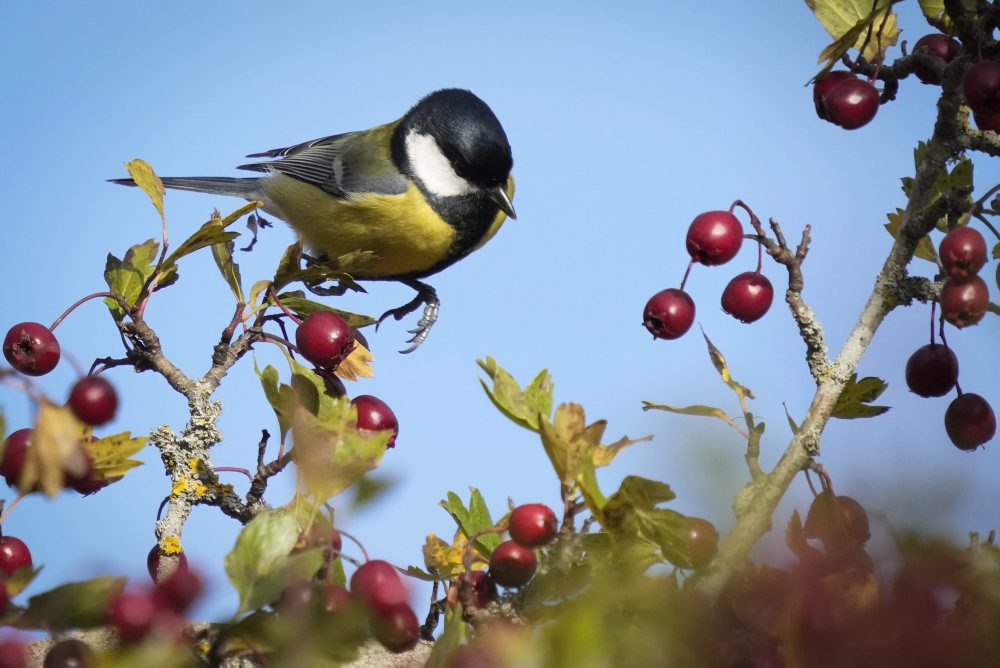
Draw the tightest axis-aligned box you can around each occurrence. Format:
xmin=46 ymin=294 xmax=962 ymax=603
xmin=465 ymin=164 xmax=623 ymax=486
xmin=376 ymin=280 xmax=439 ymax=353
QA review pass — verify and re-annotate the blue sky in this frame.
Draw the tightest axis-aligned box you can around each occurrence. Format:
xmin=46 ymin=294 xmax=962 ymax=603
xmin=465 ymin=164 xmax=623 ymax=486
xmin=1 ymin=2 xmax=997 ymax=622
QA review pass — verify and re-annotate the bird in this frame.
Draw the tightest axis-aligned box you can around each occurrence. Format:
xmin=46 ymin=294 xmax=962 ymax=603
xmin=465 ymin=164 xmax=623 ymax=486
xmin=111 ymin=88 xmax=516 ymax=352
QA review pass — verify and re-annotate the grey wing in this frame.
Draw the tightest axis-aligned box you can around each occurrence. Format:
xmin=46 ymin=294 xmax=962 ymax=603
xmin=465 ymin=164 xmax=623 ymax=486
xmin=236 ymin=131 xmax=407 ymax=198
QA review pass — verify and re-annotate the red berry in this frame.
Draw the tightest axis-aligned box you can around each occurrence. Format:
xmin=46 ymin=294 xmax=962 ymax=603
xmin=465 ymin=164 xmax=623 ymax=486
xmin=488 ymin=540 xmax=536 ymax=588
xmin=3 ymin=322 xmax=60 ymax=376
xmin=686 ymin=211 xmax=744 ymax=266
xmin=945 ymin=392 xmax=996 ymax=450
xmin=295 ymin=310 xmax=356 ymax=370
xmin=905 ymin=343 xmax=959 ymax=398
xmin=813 ymin=71 xmax=856 ymax=121
xmin=508 ymin=503 xmax=558 ymax=548
xmin=0 ymin=639 xmax=27 ymax=668
xmin=963 ymin=60 xmax=1000 ymax=115
xmin=147 ymin=545 xmax=188 ymax=582
xmin=153 ymin=564 xmax=202 ymax=613
xmin=106 ymin=590 xmax=157 ymax=643
xmin=721 ymin=271 xmax=774 ymax=323
xmin=0 ymin=430 xmax=31 ymax=490
xmin=939 ymin=226 xmax=987 ymax=279
xmin=68 ymin=376 xmax=118 ymax=426
xmin=819 ymin=78 xmax=880 ymax=129
xmin=940 ymin=276 xmax=989 ymax=328
xmin=462 ymin=570 xmax=498 ymax=610
xmin=804 ymin=491 xmax=871 ymax=548
xmin=0 ymin=574 xmax=8 ymax=612
xmin=350 ymin=559 xmax=408 ymax=613
xmin=42 ymin=639 xmax=94 ymax=668
xmin=685 ymin=517 xmax=719 ymax=568
xmin=351 ymin=395 xmax=399 ymax=447
xmin=911 ymin=34 xmax=961 ymax=85
xmin=0 ymin=537 xmax=31 ymax=577
xmin=974 ymin=109 xmax=1000 ymax=132
xmin=370 ymin=603 xmax=420 ymax=653
xmin=643 ymin=288 xmax=695 ymax=340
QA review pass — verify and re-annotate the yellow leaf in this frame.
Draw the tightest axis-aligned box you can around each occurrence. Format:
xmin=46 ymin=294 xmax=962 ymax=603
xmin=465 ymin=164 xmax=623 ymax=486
xmin=24 ymin=401 xmax=88 ymax=497
xmin=591 ymin=433 xmax=653 ymax=468
xmin=884 ymin=208 xmax=938 ymax=263
xmin=336 ymin=340 xmax=375 ymax=382
xmin=701 ymin=330 xmax=754 ymax=401
xmin=422 ymin=532 xmax=470 ymax=578
xmin=86 ymin=432 xmax=146 ymax=480
xmin=808 ymin=0 xmax=900 ymax=65
xmin=125 ymin=158 xmax=165 ymax=219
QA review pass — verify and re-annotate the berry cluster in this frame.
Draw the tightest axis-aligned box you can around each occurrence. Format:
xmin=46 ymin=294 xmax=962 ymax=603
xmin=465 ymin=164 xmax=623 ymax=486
xmin=643 ymin=206 xmax=773 ymax=340
xmin=294 ymin=311 xmax=399 ymax=447
xmin=106 ymin=553 xmax=202 ymax=644
xmin=484 ymin=503 xmax=558 ymax=591
xmin=904 ymin=225 xmax=995 ymax=451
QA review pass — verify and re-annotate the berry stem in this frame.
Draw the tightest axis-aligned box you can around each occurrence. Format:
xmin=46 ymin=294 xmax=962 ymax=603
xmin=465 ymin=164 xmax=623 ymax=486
xmin=336 ymin=528 xmax=369 ymax=563
xmin=679 ymin=260 xmax=694 ymax=291
xmin=755 ymin=236 xmax=764 ymax=274
xmin=215 ymin=467 xmax=254 ymax=482
xmin=930 ymin=302 xmax=937 ymax=345
xmin=49 ymin=291 xmax=118 ymax=332
xmin=268 ymin=285 xmax=303 ymax=325
xmin=0 ymin=491 xmax=28 ymax=525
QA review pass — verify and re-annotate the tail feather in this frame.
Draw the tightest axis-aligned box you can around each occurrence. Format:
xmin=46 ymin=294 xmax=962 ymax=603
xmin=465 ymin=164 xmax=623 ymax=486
xmin=108 ymin=176 xmax=262 ymax=198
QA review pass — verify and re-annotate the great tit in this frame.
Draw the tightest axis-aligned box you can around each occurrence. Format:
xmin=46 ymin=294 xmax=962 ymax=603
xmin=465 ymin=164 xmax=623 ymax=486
xmin=112 ymin=88 xmax=516 ymax=351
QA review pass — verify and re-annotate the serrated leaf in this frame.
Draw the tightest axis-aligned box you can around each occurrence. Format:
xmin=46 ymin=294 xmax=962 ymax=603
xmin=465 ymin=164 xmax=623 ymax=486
xmin=86 ymin=431 xmax=146 ymax=481
xmin=22 ymin=401 xmax=88 ymax=497
xmin=333 ymin=340 xmax=375 ymax=383
xmin=17 ymin=576 xmax=125 ymax=630
xmin=421 ymin=533 xmax=469 ymax=579
xmin=272 ymin=241 xmax=374 ymax=292
xmin=477 ymin=357 xmax=553 ymax=432
xmin=832 ymin=373 xmax=891 ymax=419
xmin=642 ymin=401 xmax=744 ymax=432
xmin=440 ymin=488 xmax=500 ymax=556
xmin=538 ymin=403 xmax=595 ymax=485
xmin=807 ymin=0 xmax=901 ymax=67
xmin=212 ymin=239 xmax=244 ymax=302
xmin=601 ymin=476 xmax=689 ymax=566
xmin=885 ymin=209 xmax=937 ymax=263
xmin=257 ymin=363 xmax=295 ymax=442
xmin=273 ymin=294 xmax=376 ymax=328
xmin=591 ymin=432 xmax=653 ymax=468
xmin=160 ymin=214 xmax=240 ymax=279
xmin=103 ymin=239 xmax=158 ymax=320
xmin=225 ymin=509 xmax=305 ymax=615
xmin=702 ymin=330 xmax=755 ymax=400
xmin=125 ymin=159 xmax=164 ymax=218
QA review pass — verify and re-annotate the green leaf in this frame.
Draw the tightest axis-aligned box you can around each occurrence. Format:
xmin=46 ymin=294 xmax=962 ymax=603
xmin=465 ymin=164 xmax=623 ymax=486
xmin=103 ymin=239 xmax=158 ymax=320
xmin=918 ymin=0 xmax=976 ymax=32
xmin=538 ymin=403 xmax=595 ymax=485
xmin=272 ymin=241 xmax=374 ymax=292
xmin=7 ymin=565 xmax=41 ymax=597
xmin=124 ymin=159 xmax=164 ymax=219
xmin=17 ymin=576 xmax=125 ymax=630
xmin=257 ymin=364 xmax=295 ymax=442
xmin=440 ymin=488 xmax=500 ymax=556
xmin=832 ymin=373 xmax=891 ymax=419
xmin=992 ymin=241 xmax=1000 ymax=260
xmin=806 ymin=0 xmax=901 ymax=67
xmin=426 ymin=604 xmax=468 ymax=668
xmin=160 ymin=214 xmax=240 ymax=279
xmin=601 ymin=476 xmax=693 ymax=567
xmin=224 ymin=508 xmax=303 ymax=615
xmin=274 ymin=293 xmax=376 ymax=328
xmin=212 ymin=238 xmax=244 ymax=302
xmin=885 ymin=209 xmax=937 ymax=263
xmin=477 ymin=357 xmax=553 ymax=432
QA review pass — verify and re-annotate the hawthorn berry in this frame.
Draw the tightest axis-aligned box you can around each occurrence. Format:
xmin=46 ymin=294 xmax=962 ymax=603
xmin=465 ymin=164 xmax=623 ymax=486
xmin=508 ymin=503 xmax=558 ymax=548
xmin=911 ymin=34 xmax=960 ymax=85
xmin=295 ymin=310 xmax=356 ymax=370
xmin=721 ymin=272 xmax=774 ymax=323
xmin=370 ymin=603 xmax=420 ymax=653
xmin=323 ymin=584 xmax=352 ymax=612
xmin=461 ymin=570 xmax=498 ymax=610
xmin=940 ymin=276 xmax=989 ymax=328
xmin=963 ymin=60 xmax=1000 ymax=115
xmin=2 ymin=322 xmax=60 ymax=376
xmin=686 ymin=211 xmax=744 ymax=266
xmin=945 ymin=392 xmax=996 ymax=451
xmin=804 ymin=491 xmax=871 ymax=548
xmin=147 ymin=545 xmax=188 ymax=582
xmin=686 ymin=517 xmax=719 ymax=568
xmin=42 ymin=639 xmax=95 ymax=668
xmin=939 ymin=226 xmax=987 ymax=279
xmin=0 ymin=430 xmax=31 ymax=490
xmin=68 ymin=376 xmax=118 ymax=426
xmin=488 ymin=540 xmax=537 ymax=588
xmin=351 ymin=395 xmax=399 ymax=447
xmin=0 ymin=537 xmax=32 ymax=577
xmin=974 ymin=110 xmax=1000 ymax=132
xmin=153 ymin=563 xmax=202 ymax=613
xmin=818 ymin=77 xmax=880 ymax=129
xmin=643 ymin=288 xmax=695 ymax=340
xmin=813 ymin=71 xmax=856 ymax=121
xmin=350 ymin=559 xmax=408 ymax=613
xmin=106 ymin=589 xmax=158 ymax=643
xmin=905 ymin=343 xmax=959 ymax=398
xmin=0 ymin=639 xmax=26 ymax=668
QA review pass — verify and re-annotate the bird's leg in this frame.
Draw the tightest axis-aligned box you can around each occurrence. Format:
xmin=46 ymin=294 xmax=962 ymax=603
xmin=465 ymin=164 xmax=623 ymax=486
xmin=377 ymin=279 xmax=440 ymax=353
xmin=302 ymin=253 xmax=351 ymax=296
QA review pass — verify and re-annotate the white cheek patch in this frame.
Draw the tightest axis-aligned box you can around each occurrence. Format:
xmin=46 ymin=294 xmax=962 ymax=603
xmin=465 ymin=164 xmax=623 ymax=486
xmin=405 ymin=130 xmax=476 ymax=197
